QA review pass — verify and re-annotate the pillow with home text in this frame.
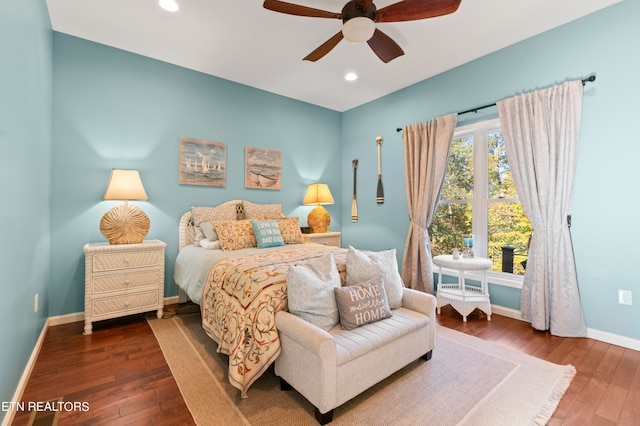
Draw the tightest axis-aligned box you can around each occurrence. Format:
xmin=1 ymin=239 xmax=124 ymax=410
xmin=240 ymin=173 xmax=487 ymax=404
xmin=334 ymin=276 xmax=392 ymax=330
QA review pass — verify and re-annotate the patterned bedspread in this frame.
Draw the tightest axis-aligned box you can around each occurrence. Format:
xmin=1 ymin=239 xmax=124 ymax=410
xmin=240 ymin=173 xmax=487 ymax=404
xmin=200 ymin=245 xmax=346 ymax=396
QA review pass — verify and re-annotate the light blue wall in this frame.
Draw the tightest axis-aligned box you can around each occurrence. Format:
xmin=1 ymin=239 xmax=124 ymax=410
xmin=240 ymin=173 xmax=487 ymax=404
xmin=3 ymin=0 xmax=639 ymax=412
xmin=0 ymin=0 xmax=52 ymax=410
xmin=50 ymin=34 xmax=343 ymax=316
xmin=341 ymin=0 xmax=640 ymax=340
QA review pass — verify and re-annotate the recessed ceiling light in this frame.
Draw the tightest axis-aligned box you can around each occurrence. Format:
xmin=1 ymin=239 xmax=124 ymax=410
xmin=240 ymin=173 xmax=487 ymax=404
xmin=159 ymin=0 xmax=180 ymax=12
xmin=345 ymin=72 xmax=358 ymax=81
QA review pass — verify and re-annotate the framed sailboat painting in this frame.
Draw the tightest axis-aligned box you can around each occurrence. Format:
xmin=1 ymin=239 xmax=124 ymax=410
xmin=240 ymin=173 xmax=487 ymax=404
xmin=179 ymin=137 xmax=227 ymax=186
xmin=245 ymin=147 xmax=282 ymax=190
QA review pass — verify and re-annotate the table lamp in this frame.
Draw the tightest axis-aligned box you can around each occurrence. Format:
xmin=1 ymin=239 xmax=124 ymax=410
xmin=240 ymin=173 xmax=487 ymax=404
xmin=303 ymin=183 xmax=334 ymax=233
xmin=100 ymin=169 xmax=150 ymax=244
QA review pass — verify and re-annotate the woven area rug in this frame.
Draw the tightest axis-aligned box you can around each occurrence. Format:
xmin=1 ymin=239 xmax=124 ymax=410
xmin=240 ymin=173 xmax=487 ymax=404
xmin=148 ymin=312 xmax=575 ymax=426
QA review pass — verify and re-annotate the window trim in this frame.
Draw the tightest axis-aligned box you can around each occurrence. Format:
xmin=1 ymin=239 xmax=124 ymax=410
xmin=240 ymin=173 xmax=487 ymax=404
xmin=431 ymin=261 xmax=524 ymax=289
xmin=434 ymin=117 xmax=527 ymax=280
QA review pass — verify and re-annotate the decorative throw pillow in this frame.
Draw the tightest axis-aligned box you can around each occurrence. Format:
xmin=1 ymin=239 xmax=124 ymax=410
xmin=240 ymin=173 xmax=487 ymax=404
xmin=334 ymin=276 xmax=392 ymax=330
xmin=199 ymin=238 xmax=221 ymax=250
xmin=191 ymin=204 xmax=238 ymax=246
xmin=213 ymin=220 xmax=258 ymax=251
xmin=199 ymin=221 xmax=219 ymax=241
xmin=251 ymin=220 xmax=285 ymax=248
xmin=278 ymin=217 xmax=304 ymax=244
xmin=286 ymin=252 xmax=341 ymax=331
xmin=346 ymin=246 xmax=404 ymax=309
xmin=244 ymin=201 xmax=283 ymax=219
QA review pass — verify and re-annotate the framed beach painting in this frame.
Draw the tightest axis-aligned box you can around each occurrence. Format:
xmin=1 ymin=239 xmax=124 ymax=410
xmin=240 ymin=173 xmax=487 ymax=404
xmin=245 ymin=147 xmax=282 ymax=190
xmin=179 ymin=137 xmax=227 ymax=186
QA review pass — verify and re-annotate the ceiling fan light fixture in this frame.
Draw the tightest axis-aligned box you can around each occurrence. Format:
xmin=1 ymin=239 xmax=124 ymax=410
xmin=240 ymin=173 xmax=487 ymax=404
xmin=342 ymin=17 xmax=375 ymax=43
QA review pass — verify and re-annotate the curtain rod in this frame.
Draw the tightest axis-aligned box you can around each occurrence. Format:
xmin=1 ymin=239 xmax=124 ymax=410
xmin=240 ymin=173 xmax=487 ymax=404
xmin=395 ymin=75 xmax=596 ymax=132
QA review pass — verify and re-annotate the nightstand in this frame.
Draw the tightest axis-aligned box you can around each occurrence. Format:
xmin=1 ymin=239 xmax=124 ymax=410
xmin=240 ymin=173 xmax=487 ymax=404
xmin=83 ymin=239 xmax=166 ymax=335
xmin=302 ymin=231 xmax=341 ymax=247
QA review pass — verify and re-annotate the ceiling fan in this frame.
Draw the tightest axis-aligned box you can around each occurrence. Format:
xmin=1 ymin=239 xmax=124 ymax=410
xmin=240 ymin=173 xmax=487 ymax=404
xmin=263 ymin=0 xmax=462 ymax=63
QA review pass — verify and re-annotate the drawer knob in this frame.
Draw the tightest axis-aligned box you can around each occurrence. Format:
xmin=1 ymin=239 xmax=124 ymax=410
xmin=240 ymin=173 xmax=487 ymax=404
xmin=124 ymin=300 xmax=130 ymax=307
xmin=124 ymin=258 xmax=130 ymax=264
xmin=124 ymin=279 xmax=130 ymax=286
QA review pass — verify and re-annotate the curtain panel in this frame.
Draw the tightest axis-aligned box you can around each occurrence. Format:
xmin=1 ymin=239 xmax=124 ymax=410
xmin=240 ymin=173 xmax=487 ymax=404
xmin=497 ymin=80 xmax=587 ymax=337
xmin=401 ymin=114 xmax=456 ymax=293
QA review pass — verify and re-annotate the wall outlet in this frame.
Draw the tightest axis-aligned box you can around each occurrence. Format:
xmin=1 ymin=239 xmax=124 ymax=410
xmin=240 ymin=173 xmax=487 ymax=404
xmin=618 ymin=289 xmax=632 ymax=306
xmin=34 ymin=293 xmax=39 ymax=312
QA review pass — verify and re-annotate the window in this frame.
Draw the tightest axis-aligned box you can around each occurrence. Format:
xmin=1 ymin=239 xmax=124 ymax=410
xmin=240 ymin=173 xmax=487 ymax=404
xmin=429 ymin=118 xmax=532 ymax=274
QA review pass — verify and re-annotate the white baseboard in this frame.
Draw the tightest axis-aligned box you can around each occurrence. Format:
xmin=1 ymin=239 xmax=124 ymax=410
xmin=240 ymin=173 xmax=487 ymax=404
xmin=47 ymin=296 xmax=182 ymax=326
xmin=587 ymin=327 xmax=640 ymax=351
xmin=2 ymin=318 xmax=50 ymax=426
xmin=491 ymin=304 xmax=526 ymax=321
xmin=1 ymin=295 xmax=184 ymax=426
xmin=164 ymin=295 xmax=179 ymax=305
xmin=48 ymin=311 xmax=84 ymax=326
xmin=490 ymin=304 xmax=640 ymax=350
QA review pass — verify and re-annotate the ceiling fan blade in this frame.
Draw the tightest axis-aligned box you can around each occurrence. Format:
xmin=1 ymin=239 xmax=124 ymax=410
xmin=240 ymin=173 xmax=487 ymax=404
xmin=303 ymin=32 xmax=344 ymax=61
xmin=367 ymin=28 xmax=404 ymax=63
xmin=375 ymin=0 xmax=461 ymax=22
xmin=263 ymin=0 xmax=342 ymax=19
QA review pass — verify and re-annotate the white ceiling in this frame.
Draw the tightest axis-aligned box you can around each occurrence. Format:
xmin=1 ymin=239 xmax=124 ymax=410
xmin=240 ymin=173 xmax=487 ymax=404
xmin=45 ymin=0 xmax=620 ymax=112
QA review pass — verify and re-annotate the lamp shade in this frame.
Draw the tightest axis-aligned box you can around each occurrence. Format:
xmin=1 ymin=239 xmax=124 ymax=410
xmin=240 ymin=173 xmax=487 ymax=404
xmin=103 ymin=169 xmax=148 ymax=201
xmin=303 ymin=183 xmax=334 ymax=206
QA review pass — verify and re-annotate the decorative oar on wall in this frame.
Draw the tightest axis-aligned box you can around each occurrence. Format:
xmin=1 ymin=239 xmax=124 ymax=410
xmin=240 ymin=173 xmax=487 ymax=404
xmin=352 ymin=159 xmax=358 ymax=222
xmin=376 ymin=136 xmax=384 ymax=204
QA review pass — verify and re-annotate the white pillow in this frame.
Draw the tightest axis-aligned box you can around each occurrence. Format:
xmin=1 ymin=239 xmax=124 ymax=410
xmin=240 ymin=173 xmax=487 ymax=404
xmin=286 ymin=252 xmax=341 ymax=331
xmin=346 ymin=245 xmax=404 ymax=309
xmin=243 ymin=201 xmax=283 ymax=219
xmin=199 ymin=238 xmax=221 ymax=250
xmin=200 ymin=221 xmax=219 ymax=241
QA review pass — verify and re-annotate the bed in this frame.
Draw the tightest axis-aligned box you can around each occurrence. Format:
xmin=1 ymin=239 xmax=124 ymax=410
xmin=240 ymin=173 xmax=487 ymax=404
xmin=173 ymin=200 xmax=347 ymax=397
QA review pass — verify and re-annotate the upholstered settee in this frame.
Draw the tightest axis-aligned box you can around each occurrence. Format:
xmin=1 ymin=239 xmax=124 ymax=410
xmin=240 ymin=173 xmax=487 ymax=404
xmin=274 ymin=287 xmax=436 ymax=424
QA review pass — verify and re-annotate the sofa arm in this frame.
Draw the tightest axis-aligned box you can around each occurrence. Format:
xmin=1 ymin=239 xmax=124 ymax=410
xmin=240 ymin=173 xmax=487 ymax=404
xmin=402 ymin=288 xmax=436 ymax=315
xmin=275 ymin=311 xmax=338 ymax=413
xmin=401 ymin=288 xmax=437 ymax=350
xmin=275 ymin=310 xmax=336 ymax=356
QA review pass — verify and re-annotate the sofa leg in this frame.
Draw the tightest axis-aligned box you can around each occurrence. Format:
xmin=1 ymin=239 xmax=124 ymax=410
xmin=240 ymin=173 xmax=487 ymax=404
xmin=280 ymin=377 xmax=292 ymax=391
xmin=314 ymin=407 xmax=334 ymax=425
xmin=421 ymin=350 xmax=433 ymax=361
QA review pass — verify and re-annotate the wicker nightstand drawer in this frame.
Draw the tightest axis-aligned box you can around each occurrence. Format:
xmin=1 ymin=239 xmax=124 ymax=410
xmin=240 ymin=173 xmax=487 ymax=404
xmin=91 ymin=290 xmax=160 ymax=317
xmin=92 ymin=250 xmax=162 ymax=272
xmin=83 ymin=240 xmax=166 ymax=335
xmin=302 ymin=232 xmax=341 ymax=248
xmin=92 ymin=270 xmax=160 ymax=295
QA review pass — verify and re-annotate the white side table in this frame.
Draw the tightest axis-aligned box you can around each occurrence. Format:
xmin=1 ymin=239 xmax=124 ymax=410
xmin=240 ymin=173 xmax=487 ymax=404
xmin=433 ymin=254 xmax=493 ymax=322
xmin=302 ymin=231 xmax=341 ymax=247
xmin=83 ymin=240 xmax=166 ymax=335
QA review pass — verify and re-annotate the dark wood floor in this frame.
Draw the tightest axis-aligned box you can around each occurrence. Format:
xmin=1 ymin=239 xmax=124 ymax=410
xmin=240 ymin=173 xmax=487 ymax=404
xmin=12 ymin=313 xmax=195 ymax=426
xmin=11 ymin=305 xmax=640 ymax=425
